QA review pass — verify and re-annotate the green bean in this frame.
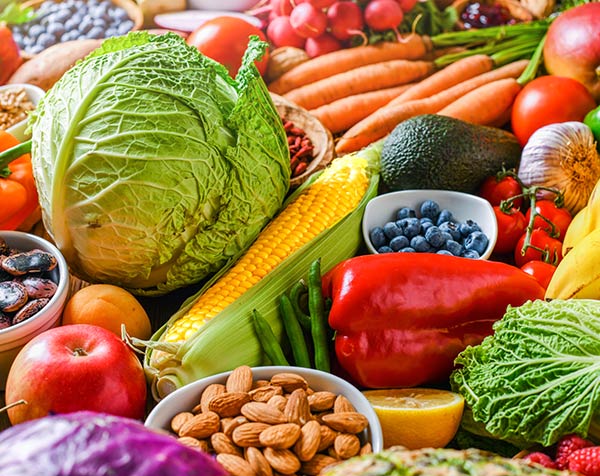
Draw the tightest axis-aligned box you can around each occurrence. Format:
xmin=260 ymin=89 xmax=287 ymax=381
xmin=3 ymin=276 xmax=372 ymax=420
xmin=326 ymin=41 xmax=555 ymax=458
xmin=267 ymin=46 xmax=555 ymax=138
xmin=308 ymin=258 xmax=330 ymax=373
xmin=279 ymin=293 xmax=311 ymax=368
xmin=252 ymin=309 xmax=289 ymax=366
xmin=289 ymin=280 xmax=311 ymax=331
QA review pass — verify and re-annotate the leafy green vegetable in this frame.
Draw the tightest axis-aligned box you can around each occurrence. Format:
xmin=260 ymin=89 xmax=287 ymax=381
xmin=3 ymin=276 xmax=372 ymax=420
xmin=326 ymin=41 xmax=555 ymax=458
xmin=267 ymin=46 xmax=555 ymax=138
xmin=451 ymin=299 xmax=600 ymax=447
xmin=0 ymin=1 xmax=36 ymax=24
xmin=30 ymin=32 xmax=290 ymax=296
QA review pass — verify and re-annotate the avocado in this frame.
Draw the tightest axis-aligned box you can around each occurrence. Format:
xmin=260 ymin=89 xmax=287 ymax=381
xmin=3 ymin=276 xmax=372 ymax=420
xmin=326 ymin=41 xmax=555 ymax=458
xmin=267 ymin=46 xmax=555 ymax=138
xmin=380 ymin=114 xmax=521 ymax=193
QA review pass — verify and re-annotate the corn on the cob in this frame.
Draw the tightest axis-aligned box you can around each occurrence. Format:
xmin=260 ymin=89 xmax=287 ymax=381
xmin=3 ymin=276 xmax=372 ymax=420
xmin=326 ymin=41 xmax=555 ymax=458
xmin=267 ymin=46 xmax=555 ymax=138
xmin=162 ymin=153 xmax=370 ymax=343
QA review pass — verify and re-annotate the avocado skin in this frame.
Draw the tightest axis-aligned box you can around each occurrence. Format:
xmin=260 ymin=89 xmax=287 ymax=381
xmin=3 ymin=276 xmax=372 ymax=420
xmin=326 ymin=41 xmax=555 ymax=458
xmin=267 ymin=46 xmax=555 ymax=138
xmin=381 ymin=114 xmax=522 ymax=193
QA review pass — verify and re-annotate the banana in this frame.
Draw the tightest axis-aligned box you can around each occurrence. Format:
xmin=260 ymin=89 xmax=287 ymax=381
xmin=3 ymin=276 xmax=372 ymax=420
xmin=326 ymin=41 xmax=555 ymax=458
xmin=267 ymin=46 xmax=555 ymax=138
xmin=546 ymin=227 xmax=600 ymax=299
xmin=562 ymin=179 xmax=600 ymax=254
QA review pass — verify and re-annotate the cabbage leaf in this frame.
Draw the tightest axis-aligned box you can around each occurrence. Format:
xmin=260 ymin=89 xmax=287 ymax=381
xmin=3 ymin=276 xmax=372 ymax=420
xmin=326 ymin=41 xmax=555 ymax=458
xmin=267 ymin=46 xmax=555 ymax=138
xmin=451 ymin=299 xmax=600 ymax=447
xmin=30 ymin=32 xmax=290 ymax=295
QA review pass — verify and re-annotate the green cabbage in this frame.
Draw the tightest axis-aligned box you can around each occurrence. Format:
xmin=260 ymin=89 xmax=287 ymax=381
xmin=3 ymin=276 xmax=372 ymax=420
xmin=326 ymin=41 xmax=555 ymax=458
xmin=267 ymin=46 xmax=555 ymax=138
xmin=451 ymin=299 xmax=600 ymax=448
xmin=30 ymin=32 xmax=290 ymax=296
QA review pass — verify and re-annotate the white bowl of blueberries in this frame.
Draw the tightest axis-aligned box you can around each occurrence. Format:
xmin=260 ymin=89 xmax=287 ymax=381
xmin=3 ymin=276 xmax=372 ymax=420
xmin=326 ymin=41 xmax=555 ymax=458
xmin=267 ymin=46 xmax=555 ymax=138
xmin=362 ymin=189 xmax=498 ymax=260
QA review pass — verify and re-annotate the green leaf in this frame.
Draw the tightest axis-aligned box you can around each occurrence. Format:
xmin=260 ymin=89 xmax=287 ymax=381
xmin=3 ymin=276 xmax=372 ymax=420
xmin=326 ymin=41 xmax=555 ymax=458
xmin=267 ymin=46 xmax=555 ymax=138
xmin=0 ymin=2 xmax=36 ymax=24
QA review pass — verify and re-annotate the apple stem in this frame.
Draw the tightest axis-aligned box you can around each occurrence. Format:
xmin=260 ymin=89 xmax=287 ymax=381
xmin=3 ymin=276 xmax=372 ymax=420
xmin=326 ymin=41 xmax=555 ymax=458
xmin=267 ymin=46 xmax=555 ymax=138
xmin=72 ymin=347 xmax=88 ymax=357
xmin=0 ymin=399 xmax=27 ymax=414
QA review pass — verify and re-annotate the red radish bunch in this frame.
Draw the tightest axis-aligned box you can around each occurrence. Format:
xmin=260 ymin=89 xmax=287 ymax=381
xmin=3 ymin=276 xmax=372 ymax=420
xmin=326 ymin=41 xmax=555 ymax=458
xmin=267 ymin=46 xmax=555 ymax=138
xmin=261 ymin=0 xmax=420 ymax=57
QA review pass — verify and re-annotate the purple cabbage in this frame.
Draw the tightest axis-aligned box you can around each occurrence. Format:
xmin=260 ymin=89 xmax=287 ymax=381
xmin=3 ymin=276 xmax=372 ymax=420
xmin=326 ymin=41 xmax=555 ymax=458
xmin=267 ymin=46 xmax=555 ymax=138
xmin=0 ymin=411 xmax=228 ymax=476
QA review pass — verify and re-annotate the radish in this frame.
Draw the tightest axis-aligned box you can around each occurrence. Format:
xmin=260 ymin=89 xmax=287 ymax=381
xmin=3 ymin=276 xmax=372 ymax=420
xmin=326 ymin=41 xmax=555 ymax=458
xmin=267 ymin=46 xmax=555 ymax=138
xmin=396 ymin=0 xmax=419 ymax=13
xmin=267 ymin=15 xmax=306 ymax=48
xmin=327 ymin=1 xmax=366 ymax=43
xmin=364 ymin=0 xmax=404 ymax=40
xmin=290 ymin=2 xmax=328 ymax=38
xmin=269 ymin=0 xmax=294 ymax=17
xmin=304 ymin=32 xmax=342 ymax=57
xmin=305 ymin=0 xmax=338 ymax=8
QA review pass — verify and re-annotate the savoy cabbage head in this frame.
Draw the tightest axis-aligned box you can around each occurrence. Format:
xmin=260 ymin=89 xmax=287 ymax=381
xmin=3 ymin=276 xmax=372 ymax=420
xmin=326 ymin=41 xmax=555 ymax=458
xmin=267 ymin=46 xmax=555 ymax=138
xmin=31 ymin=32 xmax=290 ymax=295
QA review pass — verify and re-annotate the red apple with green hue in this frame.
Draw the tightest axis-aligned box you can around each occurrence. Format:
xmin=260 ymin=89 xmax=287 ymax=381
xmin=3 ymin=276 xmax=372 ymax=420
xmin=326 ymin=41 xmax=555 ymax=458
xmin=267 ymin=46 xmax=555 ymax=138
xmin=4 ymin=324 xmax=147 ymax=425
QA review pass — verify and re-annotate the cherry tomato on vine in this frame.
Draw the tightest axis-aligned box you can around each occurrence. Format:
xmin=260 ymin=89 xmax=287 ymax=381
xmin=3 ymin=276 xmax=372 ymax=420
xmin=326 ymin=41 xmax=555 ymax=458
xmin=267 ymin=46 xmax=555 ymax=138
xmin=524 ymin=200 xmax=572 ymax=242
xmin=514 ymin=229 xmax=563 ymax=268
xmin=478 ymin=175 xmax=523 ymax=209
xmin=520 ymin=260 xmax=557 ymax=290
xmin=493 ymin=206 xmax=527 ymax=255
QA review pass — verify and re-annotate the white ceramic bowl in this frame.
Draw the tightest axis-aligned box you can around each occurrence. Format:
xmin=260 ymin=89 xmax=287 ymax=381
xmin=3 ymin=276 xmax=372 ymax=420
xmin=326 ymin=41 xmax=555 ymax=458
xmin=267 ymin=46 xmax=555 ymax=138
xmin=187 ymin=0 xmax=261 ymax=11
xmin=362 ymin=189 xmax=497 ymax=259
xmin=145 ymin=366 xmax=384 ymax=453
xmin=2 ymin=83 xmax=45 ymax=142
xmin=0 ymin=231 xmax=69 ymax=389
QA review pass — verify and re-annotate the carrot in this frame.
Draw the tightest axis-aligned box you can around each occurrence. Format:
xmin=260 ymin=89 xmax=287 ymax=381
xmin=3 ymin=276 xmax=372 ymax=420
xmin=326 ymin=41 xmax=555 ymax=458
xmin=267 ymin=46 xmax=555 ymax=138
xmin=335 ymin=59 xmax=529 ymax=154
xmin=283 ymin=59 xmax=434 ymax=111
xmin=310 ymin=84 xmax=414 ymax=134
xmin=268 ymin=36 xmax=432 ymax=95
xmin=389 ymin=54 xmax=494 ymax=105
xmin=438 ymin=78 xmax=522 ymax=126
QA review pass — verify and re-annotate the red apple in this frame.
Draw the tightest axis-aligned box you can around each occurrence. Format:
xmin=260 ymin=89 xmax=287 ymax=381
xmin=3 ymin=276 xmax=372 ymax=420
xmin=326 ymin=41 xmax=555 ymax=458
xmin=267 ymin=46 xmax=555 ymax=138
xmin=543 ymin=2 xmax=600 ymax=101
xmin=5 ymin=324 xmax=147 ymax=425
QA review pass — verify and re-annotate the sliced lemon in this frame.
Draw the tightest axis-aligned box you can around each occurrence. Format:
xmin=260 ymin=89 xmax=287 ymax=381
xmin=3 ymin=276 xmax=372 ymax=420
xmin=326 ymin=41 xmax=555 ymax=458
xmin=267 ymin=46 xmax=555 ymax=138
xmin=363 ymin=388 xmax=464 ymax=450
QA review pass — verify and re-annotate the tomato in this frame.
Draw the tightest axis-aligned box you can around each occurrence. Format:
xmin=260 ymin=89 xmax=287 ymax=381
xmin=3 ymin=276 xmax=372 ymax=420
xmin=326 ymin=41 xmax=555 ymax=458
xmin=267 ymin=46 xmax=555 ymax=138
xmin=514 ymin=229 xmax=563 ymax=267
xmin=478 ymin=175 xmax=523 ymax=209
xmin=187 ymin=17 xmax=269 ymax=77
xmin=511 ymin=75 xmax=597 ymax=147
xmin=520 ymin=260 xmax=557 ymax=290
xmin=493 ymin=206 xmax=527 ymax=255
xmin=524 ymin=200 xmax=572 ymax=242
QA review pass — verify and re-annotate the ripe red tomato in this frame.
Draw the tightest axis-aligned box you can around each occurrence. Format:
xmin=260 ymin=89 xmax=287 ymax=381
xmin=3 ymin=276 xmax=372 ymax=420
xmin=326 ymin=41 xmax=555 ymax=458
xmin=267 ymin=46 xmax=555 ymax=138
xmin=514 ymin=229 xmax=563 ymax=267
xmin=524 ymin=200 xmax=572 ymax=242
xmin=520 ymin=260 xmax=557 ymax=290
xmin=478 ymin=175 xmax=523 ymax=209
xmin=511 ymin=75 xmax=597 ymax=146
xmin=493 ymin=206 xmax=527 ymax=255
xmin=187 ymin=17 xmax=269 ymax=77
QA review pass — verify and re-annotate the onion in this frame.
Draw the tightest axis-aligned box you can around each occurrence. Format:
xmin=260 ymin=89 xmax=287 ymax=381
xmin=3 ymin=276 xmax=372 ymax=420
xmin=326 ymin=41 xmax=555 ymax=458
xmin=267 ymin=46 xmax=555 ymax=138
xmin=518 ymin=121 xmax=600 ymax=215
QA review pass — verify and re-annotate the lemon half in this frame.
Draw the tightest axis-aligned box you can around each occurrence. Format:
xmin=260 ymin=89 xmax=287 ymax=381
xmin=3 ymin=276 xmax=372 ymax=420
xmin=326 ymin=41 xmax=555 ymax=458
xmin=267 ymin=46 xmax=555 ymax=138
xmin=363 ymin=388 xmax=465 ymax=450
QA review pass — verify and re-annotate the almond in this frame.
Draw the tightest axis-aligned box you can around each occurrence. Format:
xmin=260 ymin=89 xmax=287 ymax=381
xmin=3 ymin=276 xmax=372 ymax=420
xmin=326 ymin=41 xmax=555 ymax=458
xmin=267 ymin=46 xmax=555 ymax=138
xmin=334 ymin=433 xmax=360 ymax=459
xmin=253 ymin=379 xmax=270 ymax=389
xmin=222 ymin=416 xmax=249 ymax=438
xmin=226 ymin=365 xmax=254 ymax=393
xmin=307 ymin=391 xmax=336 ymax=412
xmin=245 ymin=447 xmax=274 ymax=476
xmin=284 ymin=389 xmax=311 ymax=425
xmin=211 ymin=431 xmax=243 ymax=456
xmin=263 ymin=447 xmax=301 ymax=475
xmin=321 ymin=412 xmax=369 ymax=434
xmin=178 ymin=411 xmax=220 ymax=439
xmin=360 ymin=442 xmax=373 ymax=455
xmin=232 ymin=422 xmax=271 ymax=447
xmin=333 ymin=395 xmax=356 ymax=413
xmin=300 ymin=454 xmax=338 ymax=476
xmin=177 ymin=436 xmax=210 ymax=452
xmin=209 ymin=391 xmax=252 ymax=418
xmin=170 ymin=411 xmax=194 ymax=434
xmin=259 ymin=423 xmax=301 ymax=449
xmin=317 ymin=425 xmax=338 ymax=452
xmin=270 ymin=373 xmax=308 ymax=392
xmin=242 ymin=401 xmax=287 ymax=425
xmin=267 ymin=395 xmax=288 ymax=412
xmin=216 ymin=453 xmax=256 ymax=476
xmin=200 ymin=383 xmax=226 ymax=413
xmin=249 ymin=385 xmax=284 ymax=402
xmin=293 ymin=420 xmax=321 ymax=462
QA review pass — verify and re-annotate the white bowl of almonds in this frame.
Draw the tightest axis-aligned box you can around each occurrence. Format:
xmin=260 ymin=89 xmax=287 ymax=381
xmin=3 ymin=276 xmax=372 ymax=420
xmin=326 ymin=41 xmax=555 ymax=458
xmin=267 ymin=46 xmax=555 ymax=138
xmin=145 ymin=366 xmax=383 ymax=475
xmin=1 ymin=83 xmax=45 ymax=141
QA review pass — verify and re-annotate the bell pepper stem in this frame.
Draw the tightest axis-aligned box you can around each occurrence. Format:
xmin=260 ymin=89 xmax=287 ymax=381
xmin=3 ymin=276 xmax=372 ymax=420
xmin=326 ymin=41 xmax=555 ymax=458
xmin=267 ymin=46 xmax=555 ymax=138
xmin=0 ymin=139 xmax=32 ymax=170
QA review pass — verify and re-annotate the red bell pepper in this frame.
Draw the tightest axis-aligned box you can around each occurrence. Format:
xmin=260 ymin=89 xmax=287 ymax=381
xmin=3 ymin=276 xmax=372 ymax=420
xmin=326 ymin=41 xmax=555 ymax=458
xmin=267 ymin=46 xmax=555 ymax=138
xmin=322 ymin=253 xmax=545 ymax=389
xmin=0 ymin=26 xmax=22 ymax=85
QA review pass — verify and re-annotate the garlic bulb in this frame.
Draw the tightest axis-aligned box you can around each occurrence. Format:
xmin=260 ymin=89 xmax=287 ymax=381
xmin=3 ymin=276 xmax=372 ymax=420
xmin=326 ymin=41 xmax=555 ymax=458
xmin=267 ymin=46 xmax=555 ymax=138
xmin=518 ymin=121 xmax=600 ymax=215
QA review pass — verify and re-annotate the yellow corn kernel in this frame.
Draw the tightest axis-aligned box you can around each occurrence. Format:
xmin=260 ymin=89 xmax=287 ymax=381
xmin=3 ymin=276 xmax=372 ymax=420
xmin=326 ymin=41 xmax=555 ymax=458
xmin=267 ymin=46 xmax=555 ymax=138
xmin=162 ymin=155 xmax=370 ymax=343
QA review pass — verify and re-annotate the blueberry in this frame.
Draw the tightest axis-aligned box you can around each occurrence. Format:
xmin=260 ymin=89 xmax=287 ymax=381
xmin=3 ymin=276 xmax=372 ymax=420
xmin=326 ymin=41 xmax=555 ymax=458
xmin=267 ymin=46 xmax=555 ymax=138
xmin=36 ymin=32 xmax=56 ymax=48
xmin=420 ymin=220 xmax=434 ymax=235
xmin=11 ymin=32 xmax=23 ymax=45
xmin=64 ymin=17 xmax=79 ymax=31
xmin=464 ymin=231 xmax=489 ymax=256
xmin=439 ymin=221 xmax=461 ymax=241
xmin=399 ymin=247 xmax=416 ymax=253
xmin=437 ymin=209 xmax=454 ymax=226
xmin=396 ymin=207 xmax=416 ymax=220
xmin=53 ymin=9 xmax=71 ymax=23
xmin=79 ymin=18 xmax=93 ymax=34
xmin=377 ymin=246 xmax=394 ymax=254
xmin=425 ymin=226 xmax=445 ymax=248
xmin=118 ymin=21 xmax=134 ymax=34
xmin=445 ymin=240 xmax=464 ymax=256
xmin=410 ymin=235 xmax=431 ymax=253
xmin=403 ymin=217 xmax=421 ymax=239
xmin=437 ymin=249 xmax=453 ymax=256
xmin=87 ymin=26 xmax=105 ymax=39
xmin=47 ymin=22 xmax=65 ymax=38
xmin=462 ymin=249 xmax=481 ymax=259
xmin=439 ymin=231 xmax=453 ymax=246
xmin=459 ymin=220 xmax=482 ymax=237
xmin=369 ymin=227 xmax=387 ymax=249
xmin=92 ymin=17 xmax=108 ymax=28
xmin=389 ymin=235 xmax=409 ymax=252
xmin=420 ymin=200 xmax=440 ymax=220
xmin=28 ymin=44 xmax=45 ymax=55
xmin=112 ymin=7 xmax=130 ymax=21
xmin=383 ymin=221 xmax=403 ymax=240
xmin=28 ymin=24 xmax=44 ymax=39
xmin=104 ymin=27 xmax=118 ymax=38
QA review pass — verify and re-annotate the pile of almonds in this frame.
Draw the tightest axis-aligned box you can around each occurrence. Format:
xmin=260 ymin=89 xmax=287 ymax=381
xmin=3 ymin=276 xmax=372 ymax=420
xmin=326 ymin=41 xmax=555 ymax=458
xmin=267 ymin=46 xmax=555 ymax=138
xmin=169 ymin=366 xmax=372 ymax=476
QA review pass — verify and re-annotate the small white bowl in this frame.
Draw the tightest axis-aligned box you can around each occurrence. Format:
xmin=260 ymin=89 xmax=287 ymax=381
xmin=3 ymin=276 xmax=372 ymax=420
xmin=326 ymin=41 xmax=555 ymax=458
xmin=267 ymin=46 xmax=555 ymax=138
xmin=145 ymin=366 xmax=384 ymax=453
xmin=362 ymin=189 xmax=497 ymax=259
xmin=2 ymin=83 xmax=45 ymax=142
xmin=0 ymin=231 xmax=69 ymax=389
xmin=187 ymin=0 xmax=261 ymax=11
